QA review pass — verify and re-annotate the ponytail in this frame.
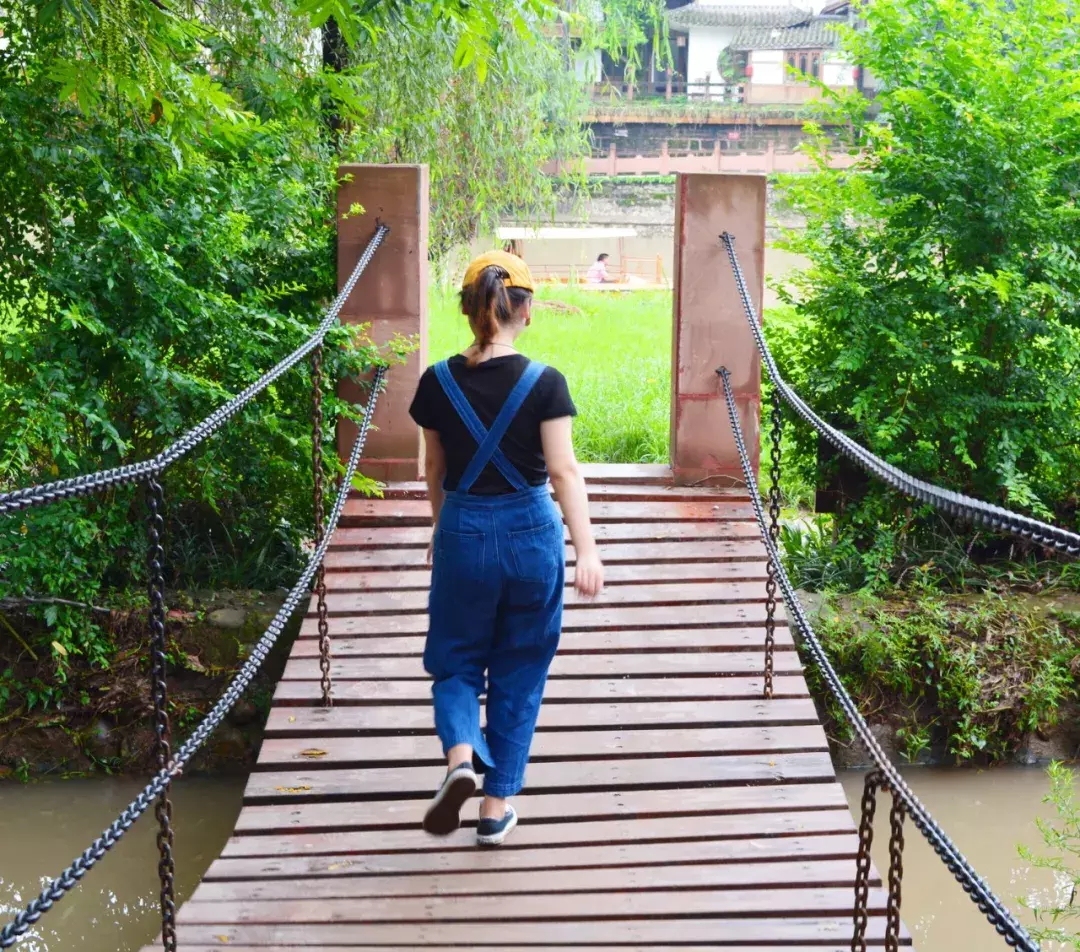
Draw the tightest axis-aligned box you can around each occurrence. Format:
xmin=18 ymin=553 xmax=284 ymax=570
xmin=459 ymin=266 xmax=532 ymax=368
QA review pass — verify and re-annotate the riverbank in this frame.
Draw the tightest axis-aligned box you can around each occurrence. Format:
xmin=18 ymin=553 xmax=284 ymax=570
xmin=801 ymin=587 xmax=1080 ymax=769
xmin=0 ymin=590 xmax=297 ymax=780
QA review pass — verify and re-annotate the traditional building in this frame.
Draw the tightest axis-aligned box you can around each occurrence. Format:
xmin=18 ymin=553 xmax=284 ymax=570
xmin=664 ymin=1 xmax=858 ymax=104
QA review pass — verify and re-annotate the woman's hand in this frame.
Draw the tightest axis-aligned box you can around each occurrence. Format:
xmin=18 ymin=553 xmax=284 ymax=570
xmin=426 ymin=532 xmax=435 ymax=566
xmin=574 ymin=551 xmax=604 ymax=598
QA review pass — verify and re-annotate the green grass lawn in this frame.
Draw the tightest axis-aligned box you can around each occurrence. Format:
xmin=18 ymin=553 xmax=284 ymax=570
xmin=429 ymin=287 xmax=672 ymax=464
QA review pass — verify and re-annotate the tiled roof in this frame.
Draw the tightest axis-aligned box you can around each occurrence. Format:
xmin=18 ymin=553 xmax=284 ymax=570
xmin=666 ymin=4 xmax=812 ymax=29
xmin=728 ymin=17 xmax=845 ymax=50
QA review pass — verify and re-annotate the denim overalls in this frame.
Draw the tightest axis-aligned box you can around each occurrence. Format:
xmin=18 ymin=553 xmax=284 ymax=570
xmin=424 ymin=359 xmax=565 ymax=799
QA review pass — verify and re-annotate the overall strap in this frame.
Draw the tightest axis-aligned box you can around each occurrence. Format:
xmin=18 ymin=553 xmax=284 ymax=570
xmin=433 ymin=361 xmax=526 ymax=490
xmin=457 ymin=360 xmax=546 ymax=493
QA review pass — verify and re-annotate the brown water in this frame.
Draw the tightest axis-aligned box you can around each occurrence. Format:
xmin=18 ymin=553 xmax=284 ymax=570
xmin=0 ymin=768 xmax=1069 ymax=951
xmin=0 ymin=777 xmax=244 ymax=951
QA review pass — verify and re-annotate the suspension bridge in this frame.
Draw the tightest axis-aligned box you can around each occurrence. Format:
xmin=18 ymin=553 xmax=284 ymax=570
xmin=1 ymin=167 xmax=1076 ymax=952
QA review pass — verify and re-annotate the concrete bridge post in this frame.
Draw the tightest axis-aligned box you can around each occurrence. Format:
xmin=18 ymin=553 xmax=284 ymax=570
xmin=336 ymin=164 xmax=429 ymax=482
xmin=670 ymin=172 xmax=765 ymax=485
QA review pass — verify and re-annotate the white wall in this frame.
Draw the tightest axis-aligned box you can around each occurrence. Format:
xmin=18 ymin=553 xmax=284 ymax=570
xmin=822 ymin=53 xmax=855 ymax=86
xmin=686 ymin=26 xmax=738 ymax=82
xmin=749 ymin=49 xmax=785 ymax=86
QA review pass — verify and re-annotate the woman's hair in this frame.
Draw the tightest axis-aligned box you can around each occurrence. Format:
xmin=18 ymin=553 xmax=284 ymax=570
xmin=459 ymin=265 xmax=532 ymax=368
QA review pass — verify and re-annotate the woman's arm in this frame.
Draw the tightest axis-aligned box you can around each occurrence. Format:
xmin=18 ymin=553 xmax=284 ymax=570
xmin=422 ymin=428 xmax=446 ymax=564
xmin=541 ymin=416 xmax=603 ymax=597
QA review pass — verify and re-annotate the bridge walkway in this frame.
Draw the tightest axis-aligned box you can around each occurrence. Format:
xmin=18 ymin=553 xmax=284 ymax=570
xmin=144 ymin=465 xmax=907 ymax=949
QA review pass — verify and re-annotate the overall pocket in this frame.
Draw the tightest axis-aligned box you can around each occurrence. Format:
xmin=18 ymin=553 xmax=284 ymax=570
xmin=434 ymin=528 xmax=486 ymax=586
xmin=507 ymin=520 xmax=562 ymax=584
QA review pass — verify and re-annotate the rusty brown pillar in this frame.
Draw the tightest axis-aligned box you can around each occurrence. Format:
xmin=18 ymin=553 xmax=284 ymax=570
xmin=336 ymin=164 xmax=429 ymax=482
xmin=670 ymin=173 xmax=765 ymax=485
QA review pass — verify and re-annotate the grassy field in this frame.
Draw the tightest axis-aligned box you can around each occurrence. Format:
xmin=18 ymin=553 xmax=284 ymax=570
xmin=429 ymin=287 xmax=672 ymax=463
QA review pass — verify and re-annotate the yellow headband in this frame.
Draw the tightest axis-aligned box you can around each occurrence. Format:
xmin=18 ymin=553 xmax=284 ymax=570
xmin=462 ymin=250 xmax=535 ymax=293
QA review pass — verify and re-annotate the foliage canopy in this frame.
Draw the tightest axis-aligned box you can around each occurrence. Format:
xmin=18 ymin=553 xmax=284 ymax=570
xmin=775 ymin=0 xmax=1080 ymax=574
xmin=0 ymin=0 xmax=666 ymax=685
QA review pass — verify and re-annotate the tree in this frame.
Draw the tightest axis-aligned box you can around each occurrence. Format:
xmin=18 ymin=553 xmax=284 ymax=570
xmin=0 ymin=0 xmax=668 ymax=677
xmin=775 ymin=0 xmax=1080 ymax=570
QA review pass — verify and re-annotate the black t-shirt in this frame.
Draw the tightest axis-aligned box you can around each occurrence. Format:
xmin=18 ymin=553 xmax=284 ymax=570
xmin=409 ymin=355 xmax=576 ymax=495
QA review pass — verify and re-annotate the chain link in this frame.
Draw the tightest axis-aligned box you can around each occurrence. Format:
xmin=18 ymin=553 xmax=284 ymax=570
xmin=0 ymin=369 xmax=385 ymax=949
xmin=311 ymin=344 xmax=333 ymax=707
xmin=762 ymin=387 xmax=782 ymax=699
xmin=852 ymin=769 xmax=881 ymax=952
xmin=886 ymin=783 xmax=906 ymax=952
xmin=719 ymin=232 xmax=1079 ymax=559
xmin=145 ymin=474 xmax=177 ymax=951
xmin=716 ymin=366 xmax=1039 ymax=951
xmin=0 ymin=226 xmax=389 ymax=517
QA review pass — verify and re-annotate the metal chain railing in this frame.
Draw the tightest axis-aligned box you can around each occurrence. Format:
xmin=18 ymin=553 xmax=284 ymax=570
xmin=852 ymin=770 xmax=906 ymax=952
xmin=0 ymin=225 xmax=389 ymax=517
xmin=886 ymin=783 xmax=906 ymax=951
xmin=144 ymin=475 xmax=177 ymax=951
xmin=762 ymin=387 xmax=783 ymax=699
xmin=851 ymin=771 xmax=878 ymax=949
xmin=0 ymin=367 xmax=385 ymax=950
xmin=719 ymin=232 xmax=1080 ymax=559
xmin=717 ymin=366 xmax=1039 ymax=951
xmin=311 ymin=343 xmax=333 ymax=707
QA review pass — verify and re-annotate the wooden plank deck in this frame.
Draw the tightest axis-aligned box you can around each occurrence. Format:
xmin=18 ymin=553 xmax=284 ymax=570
xmin=153 ymin=471 xmax=910 ymax=948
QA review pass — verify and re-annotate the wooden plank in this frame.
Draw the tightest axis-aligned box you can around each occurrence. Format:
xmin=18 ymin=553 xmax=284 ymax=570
xmin=287 ymin=627 xmax=795 ymax=659
xmin=243 ymin=752 xmax=837 ymax=803
xmin=323 ymin=560 xmax=771 ymax=591
xmin=326 ymin=540 xmax=767 ymax=571
xmin=273 ymin=675 xmax=811 ymax=705
xmin=191 ymin=858 xmax=876 ymax=903
xmin=231 ymin=782 xmax=851 ymax=837
xmin=330 ymin=521 xmax=763 ymax=550
xmin=179 ymin=888 xmax=895 ymax=923
xmin=254 ymin=726 xmax=830 ymax=770
xmin=216 ymin=825 xmax=857 ymax=867
xmin=315 ymin=581 xmax=772 ymax=617
xmin=298 ymin=602 xmax=787 ymax=636
xmin=216 ymin=830 xmax=858 ymax=871
xmin=169 ymin=924 xmax=908 ymax=947
xmin=169 ymin=920 xmax=909 ymax=945
xmin=148 ymin=946 xmax=873 ymax=952
xmin=342 ymin=498 xmax=756 ymax=526
xmin=263 ymin=698 xmax=820 ymax=735
xmin=282 ymin=651 xmax=800 ymax=682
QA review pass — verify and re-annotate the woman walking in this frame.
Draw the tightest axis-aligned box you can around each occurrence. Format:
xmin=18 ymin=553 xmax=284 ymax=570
xmin=409 ymin=250 xmax=604 ymax=847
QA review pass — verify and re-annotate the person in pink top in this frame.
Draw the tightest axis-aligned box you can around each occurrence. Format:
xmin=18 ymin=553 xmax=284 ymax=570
xmin=585 ymin=253 xmax=615 ymax=284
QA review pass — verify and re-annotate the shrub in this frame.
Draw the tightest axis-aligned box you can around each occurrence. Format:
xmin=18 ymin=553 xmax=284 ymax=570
xmin=809 ymin=585 xmax=1080 ymax=761
xmin=1020 ymin=761 xmax=1080 ymax=949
